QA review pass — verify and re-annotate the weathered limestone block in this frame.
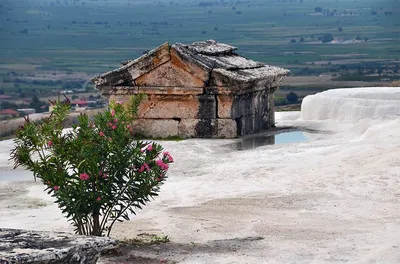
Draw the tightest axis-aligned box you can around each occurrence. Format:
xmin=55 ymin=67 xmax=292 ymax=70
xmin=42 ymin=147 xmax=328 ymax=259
xmin=109 ymin=86 xmax=203 ymax=96
xmin=109 ymin=86 xmax=139 ymax=96
xmin=198 ymin=94 xmax=217 ymax=119
xmin=236 ymin=115 xmax=268 ymax=136
xmin=217 ymin=95 xmax=234 ymax=119
xmin=0 ymin=228 xmax=116 ymax=264
xmin=133 ymin=94 xmax=216 ymax=120
xmin=134 ymin=119 xmax=179 ymax=138
xmin=137 ymin=95 xmax=199 ymax=119
xmin=178 ymin=119 xmax=218 ymax=138
xmin=178 ymin=119 xmax=197 ymax=138
xmin=217 ymin=119 xmax=237 ymax=138
xmin=138 ymin=87 xmax=203 ymax=95
xmin=135 ymin=61 xmax=204 ymax=88
xmin=231 ymin=91 xmax=269 ymax=119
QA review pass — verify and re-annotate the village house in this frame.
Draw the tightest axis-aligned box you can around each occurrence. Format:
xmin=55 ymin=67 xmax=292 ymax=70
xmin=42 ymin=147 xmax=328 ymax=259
xmin=92 ymin=40 xmax=289 ymax=138
xmin=70 ymin=99 xmax=88 ymax=112
xmin=0 ymin=109 xmax=20 ymax=120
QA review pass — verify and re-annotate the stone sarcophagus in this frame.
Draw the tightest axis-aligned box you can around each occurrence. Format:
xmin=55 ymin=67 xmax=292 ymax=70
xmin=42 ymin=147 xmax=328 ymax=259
xmin=91 ymin=40 xmax=289 ymax=138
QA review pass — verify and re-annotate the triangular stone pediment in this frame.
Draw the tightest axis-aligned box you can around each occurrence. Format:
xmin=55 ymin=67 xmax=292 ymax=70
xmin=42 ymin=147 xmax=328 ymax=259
xmin=135 ymin=61 xmax=206 ymax=87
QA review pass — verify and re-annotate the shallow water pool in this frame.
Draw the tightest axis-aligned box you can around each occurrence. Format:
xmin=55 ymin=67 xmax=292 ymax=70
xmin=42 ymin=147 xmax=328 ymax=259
xmin=231 ymin=131 xmax=309 ymax=151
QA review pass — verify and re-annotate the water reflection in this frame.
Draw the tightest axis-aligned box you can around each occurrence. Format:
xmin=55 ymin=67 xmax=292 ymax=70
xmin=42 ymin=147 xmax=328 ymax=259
xmin=233 ymin=131 xmax=308 ymax=151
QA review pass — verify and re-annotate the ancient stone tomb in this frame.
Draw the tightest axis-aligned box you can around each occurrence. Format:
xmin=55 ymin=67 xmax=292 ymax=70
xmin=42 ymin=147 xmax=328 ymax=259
xmin=92 ymin=40 xmax=288 ymax=138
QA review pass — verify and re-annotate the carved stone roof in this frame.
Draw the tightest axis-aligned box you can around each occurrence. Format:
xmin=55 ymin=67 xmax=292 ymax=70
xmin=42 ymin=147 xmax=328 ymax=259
xmin=173 ymin=43 xmax=261 ymax=71
xmin=172 ymin=41 xmax=288 ymax=83
xmin=91 ymin=40 xmax=289 ymax=94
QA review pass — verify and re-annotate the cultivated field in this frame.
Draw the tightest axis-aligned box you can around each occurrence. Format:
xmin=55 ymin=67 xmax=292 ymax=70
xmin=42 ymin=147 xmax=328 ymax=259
xmin=0 ymin=0 xmax=398 ymax=97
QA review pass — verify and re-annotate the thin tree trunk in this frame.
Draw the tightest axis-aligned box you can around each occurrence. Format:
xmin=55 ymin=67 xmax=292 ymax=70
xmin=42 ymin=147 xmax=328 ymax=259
xmin=92 ymin=211 xmax=101 ymax=236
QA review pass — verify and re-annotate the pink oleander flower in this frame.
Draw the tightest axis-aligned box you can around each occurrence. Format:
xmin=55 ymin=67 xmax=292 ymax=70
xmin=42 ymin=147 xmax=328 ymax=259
xmin=138 ymin=163 xmax=150 ymax=173
xmin=111 ymin=125 xmax=117 ymax=130
xmin=111 ymin=109 xmax=115 ymax=117
xmin=108 ymin=137 xmax=112 ymax=141
xmin=138 ymin=165 xmax=144 ymax=173
xmin=53 ymin=186 xmax=60 ymax=191
xmin=99 ymin=171 xmax=108 ymax=179
xmin=114 ymin=118 xmax=118 ymax=123
xmin=147 ymin=144 xmax=153 ymax=151
xmin=79 ymin=173 xmax=90 ymax=181
xmin=163 ymin=151 xmax=174 ymax=162
xmin=96 ymin=197 xmax=101 ymax=201
xmin=116 ymin=100 xmax=123 ymax=105
xmin=47 ymin=141 xmax=53 ymax=147
xmin=99 ymin=131 xmax=105 ymax=137
xmin=155 ymin=159 xmax=169 ymax=170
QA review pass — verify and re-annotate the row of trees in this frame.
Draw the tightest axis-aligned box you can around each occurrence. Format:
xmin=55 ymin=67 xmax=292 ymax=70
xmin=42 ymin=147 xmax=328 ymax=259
xmin=290 ymin=33 xmax=370 ymax=44
xmin=314 ymin=6 xmax=396 ymax=17
xmin=290 ymin=33 xmax=333 ymax=43
xmin=3 ymin=77 xmax=86 ymax=90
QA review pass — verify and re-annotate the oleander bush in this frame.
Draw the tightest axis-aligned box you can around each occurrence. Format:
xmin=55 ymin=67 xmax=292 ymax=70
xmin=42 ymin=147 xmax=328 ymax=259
xmin=10 ymin=96 xmax=173 ymax=236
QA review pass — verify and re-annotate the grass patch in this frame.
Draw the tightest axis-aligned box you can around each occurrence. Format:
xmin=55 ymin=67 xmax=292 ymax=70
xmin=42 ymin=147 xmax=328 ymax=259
xmin=121 ymin=233 xmax=170 ymax=246
xmin=276 ymin=104 xmax=302 ymax=112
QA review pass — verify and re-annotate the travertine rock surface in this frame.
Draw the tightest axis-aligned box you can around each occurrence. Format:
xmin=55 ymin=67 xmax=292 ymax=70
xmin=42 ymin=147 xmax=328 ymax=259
xmin=0 ymin=228 xmax=116 ymax=264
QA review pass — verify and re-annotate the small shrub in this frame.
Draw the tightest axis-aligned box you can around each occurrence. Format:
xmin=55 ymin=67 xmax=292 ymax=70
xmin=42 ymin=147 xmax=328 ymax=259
xmin=314 ymin=6 xmax=323 ymax=12
xmin=122 ymin=233 xmax=170 ymax=246
xmin=10 ymin=96 xmax=173 ymax=236
xmin=321 ymin=33 xmax=334 ymax=43
xmin=286 ymin=92 xmax=299 ymax=104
